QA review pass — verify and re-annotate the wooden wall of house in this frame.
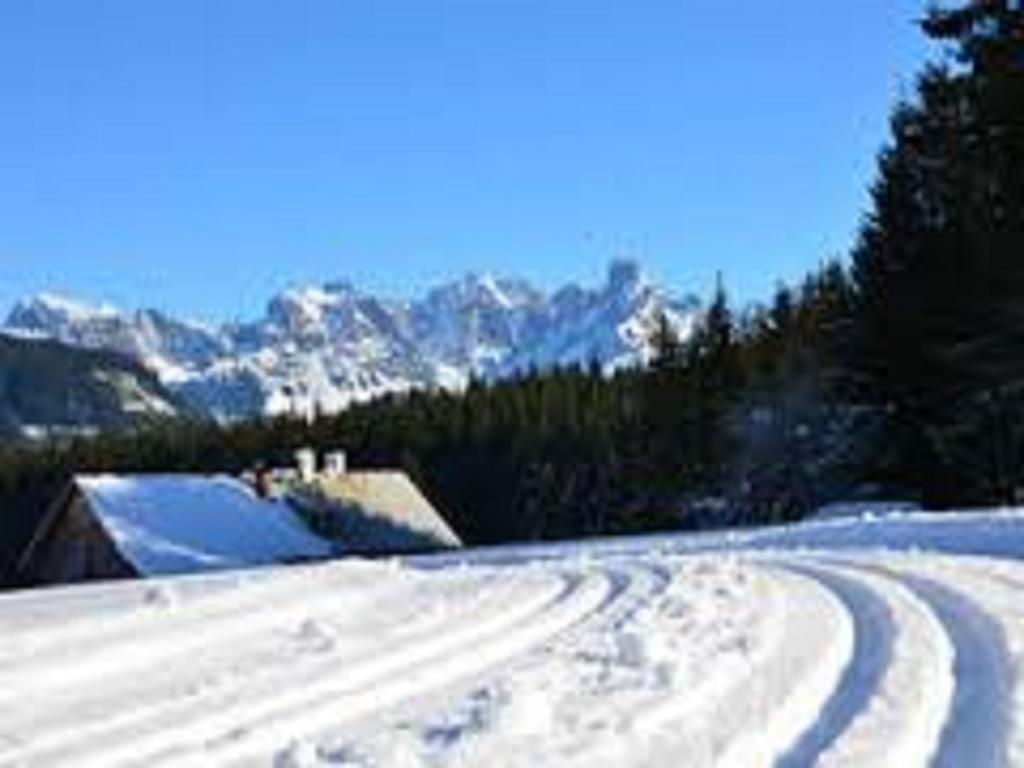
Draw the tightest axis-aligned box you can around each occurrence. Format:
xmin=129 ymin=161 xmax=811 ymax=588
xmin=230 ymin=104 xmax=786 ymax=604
xmin=25 ymin=494 xmax=136 ymax=584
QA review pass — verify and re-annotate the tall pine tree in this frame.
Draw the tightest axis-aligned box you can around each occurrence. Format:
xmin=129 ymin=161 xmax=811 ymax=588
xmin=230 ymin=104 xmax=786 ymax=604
xmin=850 ymin=0 xmax=1024 ymax=503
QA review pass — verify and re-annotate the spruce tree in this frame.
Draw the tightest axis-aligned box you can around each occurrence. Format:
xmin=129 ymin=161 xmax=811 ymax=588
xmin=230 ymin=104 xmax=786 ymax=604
xmin=850 ymin=0 xmax=1024 ymax=503
xmin=689 ymin=276 xmax=739 ymax=490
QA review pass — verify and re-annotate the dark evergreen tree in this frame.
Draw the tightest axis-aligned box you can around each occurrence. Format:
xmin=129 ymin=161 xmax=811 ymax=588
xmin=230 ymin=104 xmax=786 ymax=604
xmin=689 ymin=275 xmax=740 ymax=488
xmin=849 ymin=0 xmax=1024 ymax=504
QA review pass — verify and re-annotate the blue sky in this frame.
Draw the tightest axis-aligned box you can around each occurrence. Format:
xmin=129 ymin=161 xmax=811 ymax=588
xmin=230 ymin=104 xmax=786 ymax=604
xmin=0 ymin=1 xmax=931 ymax=321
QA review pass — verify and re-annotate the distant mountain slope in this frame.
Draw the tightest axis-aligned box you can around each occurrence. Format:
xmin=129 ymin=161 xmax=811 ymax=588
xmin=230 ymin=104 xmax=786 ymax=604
xmin=0 ymin=333 xmax=188 ymax=439
xmin=3 ymin=261 xmax=699 ymax=421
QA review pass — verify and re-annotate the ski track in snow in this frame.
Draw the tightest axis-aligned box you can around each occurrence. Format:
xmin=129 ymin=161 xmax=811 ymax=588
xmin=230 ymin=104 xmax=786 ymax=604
xmin=2 ymin=510 xmax=1024 ymax=766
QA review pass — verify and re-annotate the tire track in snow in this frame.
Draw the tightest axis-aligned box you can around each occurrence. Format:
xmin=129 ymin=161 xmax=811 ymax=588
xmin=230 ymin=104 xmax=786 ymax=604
xmin=0 ymin=569 xmax=512 ymax=767
xmin=0 ymin=562 xmax=423 ymax=701
xmin=702 ymin=565 xmax=855 ymax=768
xmin=857 ymin=560 xmax=1012 ymax=768
xmin=777 ymin=559 xmax=956 ymax=768
xmin=103 ymin=567 xmax=615 ymax=767
xmin=0 ymin=565 xmax=334 ymax=655
xmin=534 ymin=558 xmax=674 ymax=654
xmin=0 ymin=573 xmax=435 ymax=705
xmin=230 ymin=562 xmax=664 ymax=768
xmin=305 ymin=559 xmax=680 ymax=766
xmin=774 ymin=562 xmax=895 ymax=768
xmin=917 ymin=557 xmax=1024 ymax=766
xmin=557 ymin=562 xmax=851 ymax=768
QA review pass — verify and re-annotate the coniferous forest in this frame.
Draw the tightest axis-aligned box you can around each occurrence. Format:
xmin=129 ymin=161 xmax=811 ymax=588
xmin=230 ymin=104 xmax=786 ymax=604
xmin=1 ymin=1 xmax=1022 ymax=587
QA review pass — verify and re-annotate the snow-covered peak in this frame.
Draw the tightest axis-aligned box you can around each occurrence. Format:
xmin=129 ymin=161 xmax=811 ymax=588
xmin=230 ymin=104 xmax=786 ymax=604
xmin=5 ymin=293 xmax=130 ymax=355
xmin=451 ymin=272 xmax=517 ymax=310
xmin=266 ymin=289 xmax=334 ymax=334
xmin=8 ymin=292 xmax=120 ymax=328
xmin=423 ymin=272 xmax=543 ymax=312
xmin=36 ymin=292 xmax=120 ymax=317
xmin=3 ymin=261 xmax=701 ymax=421
xmin=606 ymin=258 xmax=645 ymax=293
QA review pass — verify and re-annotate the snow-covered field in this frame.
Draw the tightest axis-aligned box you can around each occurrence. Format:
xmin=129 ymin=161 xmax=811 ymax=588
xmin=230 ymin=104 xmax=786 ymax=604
xmin=3 ymin=509 xmax=1024 ymax=767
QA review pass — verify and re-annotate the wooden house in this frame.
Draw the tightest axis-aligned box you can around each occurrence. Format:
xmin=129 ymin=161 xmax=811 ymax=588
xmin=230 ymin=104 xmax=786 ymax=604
xmin=18 ymin=451 xmax=461 ymax=587
xmin=18 ymin=474 xmax=332 ymax=586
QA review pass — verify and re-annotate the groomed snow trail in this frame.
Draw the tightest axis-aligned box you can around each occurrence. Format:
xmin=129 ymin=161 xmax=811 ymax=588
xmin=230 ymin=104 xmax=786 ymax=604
xmin=2 ymin=510 xmax=1024 ymax=766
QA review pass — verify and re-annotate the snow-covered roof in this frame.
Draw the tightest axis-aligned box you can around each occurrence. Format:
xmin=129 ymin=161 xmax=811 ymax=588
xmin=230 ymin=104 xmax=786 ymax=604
xmin=289 ymin=471 xmax=461 ymax=553
xmin=77 ymin=474 xmax=332 ymax=576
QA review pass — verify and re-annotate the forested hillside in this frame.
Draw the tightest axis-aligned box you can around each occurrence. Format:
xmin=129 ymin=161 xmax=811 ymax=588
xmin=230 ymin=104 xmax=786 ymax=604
xmin=0 ymin=333 xmax=187 ymax=440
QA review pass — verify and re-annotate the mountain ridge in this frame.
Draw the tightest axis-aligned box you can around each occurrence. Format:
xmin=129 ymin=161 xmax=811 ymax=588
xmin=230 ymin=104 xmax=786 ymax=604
xmin=3 ymin=261 xmax=700 ymax=421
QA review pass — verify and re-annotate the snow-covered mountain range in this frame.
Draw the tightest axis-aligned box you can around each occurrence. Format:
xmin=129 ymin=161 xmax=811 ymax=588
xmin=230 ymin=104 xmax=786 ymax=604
xmin=2 ymin=261 xmax=699 ymax=421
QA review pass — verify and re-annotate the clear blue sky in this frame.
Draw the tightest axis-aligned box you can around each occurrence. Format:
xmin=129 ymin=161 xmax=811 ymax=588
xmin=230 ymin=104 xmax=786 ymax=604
xmin=0 ymin=1 xmax=931 ymax=321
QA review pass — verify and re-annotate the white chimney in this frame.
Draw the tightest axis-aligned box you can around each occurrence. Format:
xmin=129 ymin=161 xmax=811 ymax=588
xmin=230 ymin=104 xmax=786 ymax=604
xmin=295 ymin=447 xmax=317 ymax=483
xmin=324 ymin=450 xmax=347 ymax=477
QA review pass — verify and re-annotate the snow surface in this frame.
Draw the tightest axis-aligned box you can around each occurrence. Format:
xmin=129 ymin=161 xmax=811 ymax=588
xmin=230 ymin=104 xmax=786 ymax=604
xmin=3 ymin=507 xmax=1024 ymax=766
xmin=78 ymin=475 xmax=332 ymax=576
xmin=813 ymin=500 xmax=922 ymax=521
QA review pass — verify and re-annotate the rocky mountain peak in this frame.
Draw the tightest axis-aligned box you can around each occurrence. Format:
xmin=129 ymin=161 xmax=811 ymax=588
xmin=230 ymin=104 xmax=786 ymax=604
xmin=3 ymin=262 xmax=700 ymax=421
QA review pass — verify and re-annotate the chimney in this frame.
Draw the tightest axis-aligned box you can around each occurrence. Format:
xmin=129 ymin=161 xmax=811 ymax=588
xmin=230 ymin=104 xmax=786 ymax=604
xmin=254 ymin=465 xmax=274 ymax=499
xmin=295 ymin=447 xmax=317 ymax=483
xmin=324 ymin=450 xmax=347 ymax=477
